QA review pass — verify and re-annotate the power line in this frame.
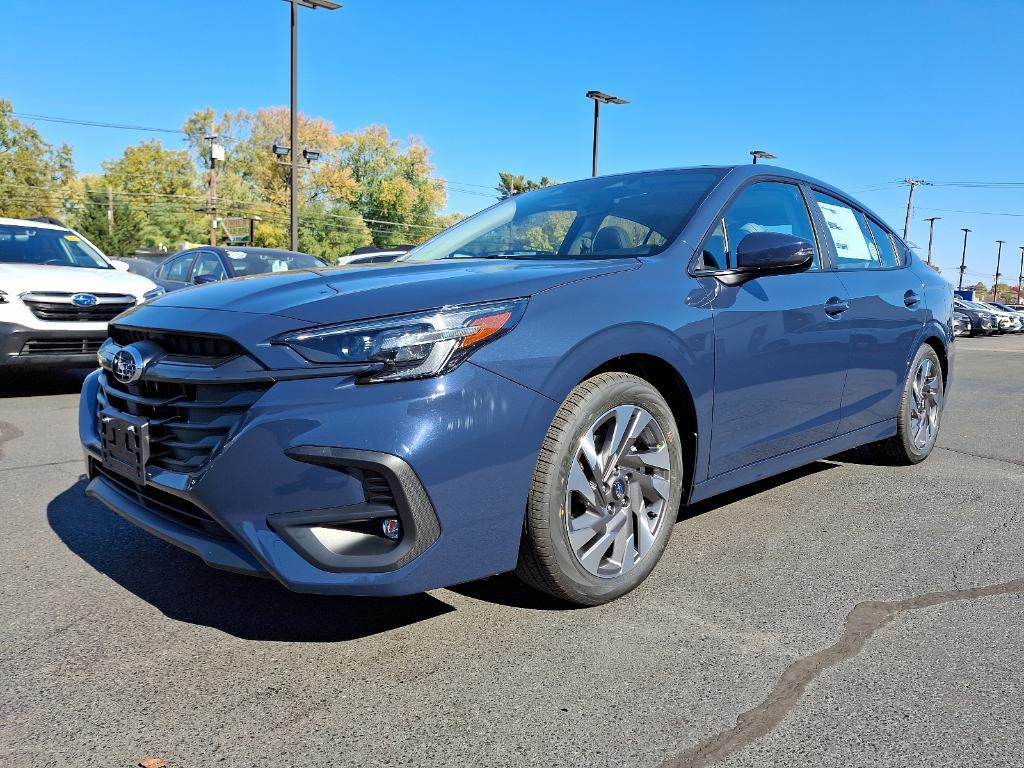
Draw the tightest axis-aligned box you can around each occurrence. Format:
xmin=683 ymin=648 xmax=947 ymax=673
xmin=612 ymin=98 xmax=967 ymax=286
xmin=917 ymin=206 xmax=1024 ymax=218
xmin=11 ymin=111 xmax=186 ymax=135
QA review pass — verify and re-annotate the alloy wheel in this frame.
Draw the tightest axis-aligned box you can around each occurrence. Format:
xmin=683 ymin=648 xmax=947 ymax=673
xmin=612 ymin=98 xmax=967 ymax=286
xmin=564 ymin=405 xmax=672 ymax=578
xmin=909 ymin=357 xmax=942 ymax=450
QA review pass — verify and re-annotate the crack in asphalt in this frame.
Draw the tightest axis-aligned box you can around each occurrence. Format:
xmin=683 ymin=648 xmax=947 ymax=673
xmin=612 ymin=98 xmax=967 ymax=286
xmin=935 ymin=445 xmax=1024 ymax=468
xmin=660 ymin=577 xmax=1024 ymax=768
xmin=0 ymin=458 xmax=82 ymax=474
xmin=951 ymin=504 xmax=1023 ymax=591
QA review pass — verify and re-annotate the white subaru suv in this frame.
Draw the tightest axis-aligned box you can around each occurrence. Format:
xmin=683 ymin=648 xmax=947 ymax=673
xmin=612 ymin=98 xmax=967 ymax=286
xmin=0 ymin=217 xmax=159 ymax=369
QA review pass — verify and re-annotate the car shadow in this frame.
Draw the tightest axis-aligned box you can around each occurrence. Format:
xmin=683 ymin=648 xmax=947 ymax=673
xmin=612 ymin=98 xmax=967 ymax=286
xmin=452 ymin=460 xmax=842 ymax=610
xmin=0 ymin=368 xmax=92 ymax=398
xmin=47 ymin=479 xmax=455 ymax=642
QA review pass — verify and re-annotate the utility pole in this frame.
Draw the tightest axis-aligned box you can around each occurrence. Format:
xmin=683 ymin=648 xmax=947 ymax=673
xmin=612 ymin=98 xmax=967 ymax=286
xmin=1017 ymin=246 xmax=1024 ymax=304
xmin=106 ymin=187 xmax=114 ymax=236
xmin=958 ymin=228 xmax=971 ymax=291
xmin=992 ymin=240 xmax=1004 ymax=302
xmin=923 ymin=216 xmax=940 ymax=265
xmin=205 ymin=136 xmax=224 ymax=246
xmin=901 ymin=178 xmax=929 ymax=241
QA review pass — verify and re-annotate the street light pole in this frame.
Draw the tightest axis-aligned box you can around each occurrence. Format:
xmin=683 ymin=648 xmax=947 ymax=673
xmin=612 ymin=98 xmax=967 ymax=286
xmin=958 ymin=228 xmax=970 ymax=291
xmin=992 ymin=240 xmax=1004 ymax=303
xmin=290 ymin=1 xmax=298 ymax=251
xmin=585 ymin=91 xmax=628 ymax=177
xmin=1017 ymin=246 xmax=1024 ymax=304
xmin=285 ymin=0 xmax=340 ymax=251
xmin=923 ymin=216 xmax=940 ymax=265
xmin=750 ymin=150 xmax=776 ymax=165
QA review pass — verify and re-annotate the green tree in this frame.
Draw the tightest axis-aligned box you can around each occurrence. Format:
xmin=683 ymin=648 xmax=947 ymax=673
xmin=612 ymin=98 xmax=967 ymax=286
xmin=72 ymin=185 xmax=145 ymax=257
xmin=496 ymin=172 xmax=555 ymax=199
xmin=0 ymin=100 xmax=75 ymax=220
xmin=100 ymin=140 xmax=204 ymax=249
xmin=335 ymin=125 xmax=447 ymax=247
xmin=298 ymin=200 xmax=372 ymax=261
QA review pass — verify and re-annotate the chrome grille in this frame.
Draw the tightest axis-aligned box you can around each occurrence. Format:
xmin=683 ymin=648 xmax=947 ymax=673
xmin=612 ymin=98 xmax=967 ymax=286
xmin=21 ymin=338 xmax=104 ymax=355
xmin=22 ymin=292 xmax=134 ymax=322
xmin=98 ymin=371 xmax=270 ymax=474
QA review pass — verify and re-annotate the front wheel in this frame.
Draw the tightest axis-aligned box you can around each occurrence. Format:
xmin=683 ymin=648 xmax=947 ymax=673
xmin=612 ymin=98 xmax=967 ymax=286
xmin=868 ymin=344 xmax=944 ymax=465
xmin=515 ymin=372 xmax=684 ymax=606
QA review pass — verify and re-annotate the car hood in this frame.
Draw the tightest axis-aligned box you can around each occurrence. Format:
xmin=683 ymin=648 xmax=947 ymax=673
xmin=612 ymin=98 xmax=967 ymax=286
xmin=149 ymin=258 xmax=639 ymax=325
xmin=0 ymin=262 xmax=156 ymax=297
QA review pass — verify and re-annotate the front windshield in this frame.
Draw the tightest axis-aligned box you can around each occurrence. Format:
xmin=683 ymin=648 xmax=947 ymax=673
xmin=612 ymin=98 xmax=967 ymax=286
xmin=0 ymin=224 xmax=111 ymax=269
xmin=405 ymin=169 xmax=724 ymax=262
xmin=224 ymin=249 xmax=323 ymax=276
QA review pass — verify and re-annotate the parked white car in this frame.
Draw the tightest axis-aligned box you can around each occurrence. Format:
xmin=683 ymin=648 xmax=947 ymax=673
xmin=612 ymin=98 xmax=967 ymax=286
xmin=0 ymin=217 xmax=158 ymax=368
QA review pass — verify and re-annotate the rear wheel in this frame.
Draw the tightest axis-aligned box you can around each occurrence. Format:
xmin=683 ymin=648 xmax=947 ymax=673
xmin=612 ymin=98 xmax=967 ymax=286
xmin=868 ymin=344 xmax=944 ymax=465
xmin=515 ymin=373 xmax=684 ymax=605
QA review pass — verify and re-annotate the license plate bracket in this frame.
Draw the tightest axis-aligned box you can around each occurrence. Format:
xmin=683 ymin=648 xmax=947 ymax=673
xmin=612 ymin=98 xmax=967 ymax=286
xmin=100 ymin=411 xmax=150 ymax=485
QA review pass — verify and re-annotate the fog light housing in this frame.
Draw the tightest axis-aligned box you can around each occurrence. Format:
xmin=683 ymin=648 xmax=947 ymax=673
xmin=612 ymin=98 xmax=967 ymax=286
xmin=381 ymin=518 xmax=401 ymax=540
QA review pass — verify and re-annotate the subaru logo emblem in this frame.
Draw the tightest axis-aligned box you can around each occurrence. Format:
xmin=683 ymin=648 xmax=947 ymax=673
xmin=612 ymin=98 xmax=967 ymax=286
xmin=72 ymin=293 xmax=98 ymax=307
xmin=111 ymin=346 xmax=144 ymax=385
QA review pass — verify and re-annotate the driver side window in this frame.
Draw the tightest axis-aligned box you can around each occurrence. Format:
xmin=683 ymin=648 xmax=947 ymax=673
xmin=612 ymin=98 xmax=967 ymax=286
xmin=697 ymin=182 xmax=820 ymax=271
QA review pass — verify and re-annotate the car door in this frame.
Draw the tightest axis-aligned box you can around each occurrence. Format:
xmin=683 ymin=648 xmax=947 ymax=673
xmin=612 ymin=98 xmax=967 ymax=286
xmin=701 ymin=180 xmax=851 ymax=477
xmin=808 ymin=191 xmax=927 ymax=434
xmin=191 ymin=249 xmax=228 ymax=284
xmin=153 ymin=251 xmax=198 ymax=292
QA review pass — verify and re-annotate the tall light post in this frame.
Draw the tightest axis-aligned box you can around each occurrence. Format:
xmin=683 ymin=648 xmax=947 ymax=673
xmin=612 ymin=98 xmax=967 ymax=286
xmin=958 ymin=227 xmax=970 ymax=291
xmin=585 ymin=90 xmax=628 ymax=177
xmin=992 ymin=240 xmax=1005 ymax=302
xmin=286 ymin=0 xmax=341 ymax=250
xmin=1017 ymin=246 xmax=1024 ymax=304
xmin=750 ymin=150 xmax=776 ymax=164
xmin=923 ymin=216 xmax=940 ymax=265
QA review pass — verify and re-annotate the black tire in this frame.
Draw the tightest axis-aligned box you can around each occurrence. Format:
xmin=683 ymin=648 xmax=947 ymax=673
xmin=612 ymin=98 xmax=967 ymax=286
xmin=867 ymin=344 xmax=944 ymax=465
xmin=515 ymin=372 xmax=684 ymax=606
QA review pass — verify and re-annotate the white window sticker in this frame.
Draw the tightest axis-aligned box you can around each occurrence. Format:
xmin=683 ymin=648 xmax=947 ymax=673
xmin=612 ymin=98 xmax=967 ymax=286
xmin=271 ymin=260 xmax=289 ymax=272
xmin=816 ymin=202 xmax=874 ymax=262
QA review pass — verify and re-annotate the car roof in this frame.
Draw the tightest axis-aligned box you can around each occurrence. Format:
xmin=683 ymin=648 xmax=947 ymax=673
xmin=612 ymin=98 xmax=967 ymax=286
xmin=547 ymin=164 xmax=899 ymax=239
xmin=0 ymin=216 xmax=68 ymax=231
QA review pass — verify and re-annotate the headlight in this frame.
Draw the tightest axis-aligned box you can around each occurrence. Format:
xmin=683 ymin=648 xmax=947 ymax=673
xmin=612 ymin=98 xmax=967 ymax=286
xmin=142 ymin=287 xmax=166 ymax=303
xmin=276 ymin=299 xmax=528 ymax=383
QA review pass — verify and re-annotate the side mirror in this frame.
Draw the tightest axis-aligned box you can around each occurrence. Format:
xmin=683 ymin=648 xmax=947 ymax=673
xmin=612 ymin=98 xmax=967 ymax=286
xmin=110 ymin=259 xmax=130 ymax=272
xmin=716 ymin=232 xmax=814 ymax=286
xmin=193 ymin=274 xmax=220 ymax=285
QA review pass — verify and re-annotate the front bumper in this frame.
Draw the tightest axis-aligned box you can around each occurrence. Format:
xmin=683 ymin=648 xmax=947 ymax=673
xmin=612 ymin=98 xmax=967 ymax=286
xmin=80 ymin=362 xmax=557 ymax=596
xmin=1 ymin=320 xmax=106 ymax=367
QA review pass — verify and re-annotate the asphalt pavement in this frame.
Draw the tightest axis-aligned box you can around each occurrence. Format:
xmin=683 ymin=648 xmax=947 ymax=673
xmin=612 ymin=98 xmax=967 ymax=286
xmin=0 ymin=335 xmax=1021 ymax=768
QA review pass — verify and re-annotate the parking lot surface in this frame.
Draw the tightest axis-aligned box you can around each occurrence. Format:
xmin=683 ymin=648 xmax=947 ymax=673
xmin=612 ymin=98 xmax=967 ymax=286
xmin=1 ymin=336 xmax=1021 ymax=768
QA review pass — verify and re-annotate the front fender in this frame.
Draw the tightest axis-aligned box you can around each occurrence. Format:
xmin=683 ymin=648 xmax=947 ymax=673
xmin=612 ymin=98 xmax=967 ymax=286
xmin=471 ymin=264 xmax=716 ymax=482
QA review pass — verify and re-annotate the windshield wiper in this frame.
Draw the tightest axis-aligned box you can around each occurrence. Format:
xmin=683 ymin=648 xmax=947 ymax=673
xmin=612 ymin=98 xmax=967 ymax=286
xmin=467 ymin=250 xmax=560 ymax=260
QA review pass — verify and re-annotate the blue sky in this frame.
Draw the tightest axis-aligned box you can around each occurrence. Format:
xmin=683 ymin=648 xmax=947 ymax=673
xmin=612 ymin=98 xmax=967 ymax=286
xmin=3 ymin=0 xmax=1023 ymax=285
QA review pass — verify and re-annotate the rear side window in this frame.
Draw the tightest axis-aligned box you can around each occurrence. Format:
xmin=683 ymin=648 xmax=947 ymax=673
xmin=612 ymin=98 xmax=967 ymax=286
xmin=813 ymin=192 xmax=880 ymax=270
xmin=867 ymin=220 xmax=900 ymax=268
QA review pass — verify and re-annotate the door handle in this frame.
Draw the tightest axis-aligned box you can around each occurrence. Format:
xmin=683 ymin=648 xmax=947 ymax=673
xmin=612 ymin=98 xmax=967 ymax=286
xmin=823 ymin=297 xmax=850 ymax=317
xmin=904 ymin=290 xmax=921 ymax=307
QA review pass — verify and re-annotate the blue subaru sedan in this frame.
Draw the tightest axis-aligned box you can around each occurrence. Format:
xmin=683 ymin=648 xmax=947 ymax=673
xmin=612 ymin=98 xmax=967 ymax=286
xmin=80 ymin=165 xmax=953 ymax=605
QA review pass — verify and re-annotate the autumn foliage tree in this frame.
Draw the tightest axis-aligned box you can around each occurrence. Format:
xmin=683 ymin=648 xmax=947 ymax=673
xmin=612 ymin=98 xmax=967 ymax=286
xmin=0 ymin=100 xmax=74 ymax=220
